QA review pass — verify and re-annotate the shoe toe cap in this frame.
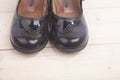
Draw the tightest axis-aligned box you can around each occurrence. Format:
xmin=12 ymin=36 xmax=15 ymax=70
xmin=11 ymin=36 xmax=48 ymax=53
xmin=59 ymin=37 xmax=82 ymax=47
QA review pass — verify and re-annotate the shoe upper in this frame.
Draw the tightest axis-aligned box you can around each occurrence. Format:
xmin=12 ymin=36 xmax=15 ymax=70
xmin=10 ymin=0 xmax=49 ymax=51
xmin=50 ymin=0 xmax=88 ymax=50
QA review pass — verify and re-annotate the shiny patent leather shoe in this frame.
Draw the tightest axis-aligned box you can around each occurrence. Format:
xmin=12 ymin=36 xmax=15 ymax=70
xmin=50 ymin=0 xmax=88 ymax=52
xmin=10 ymin=0 xmax=49 ymax=53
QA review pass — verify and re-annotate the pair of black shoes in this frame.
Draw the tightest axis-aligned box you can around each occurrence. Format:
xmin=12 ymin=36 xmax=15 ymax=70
xmin=10 ymin=0 xmax=88 ymax=53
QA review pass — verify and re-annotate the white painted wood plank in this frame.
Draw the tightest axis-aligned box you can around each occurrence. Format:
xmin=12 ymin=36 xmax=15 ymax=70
xmin=0 ymin=13 xmax=13 ymax=49
xmin=84 ymin=0 xmax=120 ymax=9
xmin=0 ymin=0 xmax=120 ymax=80
xmin=0 ymin=44 xmax=120 ymax=80
xmin=84 ymin=8 xmax=120 ymax=44
xmin=0 ymin=0 xmax=18 ymax=12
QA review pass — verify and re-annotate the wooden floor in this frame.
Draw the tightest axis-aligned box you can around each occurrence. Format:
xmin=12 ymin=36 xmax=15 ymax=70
xmin=0 ymin=0 xmax=120 ymax=80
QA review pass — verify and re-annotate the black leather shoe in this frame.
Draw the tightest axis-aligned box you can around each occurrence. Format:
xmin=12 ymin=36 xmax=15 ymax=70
xmin=10 ymin=0 xmax=49 ymax=53
xmin=50 ymin=0 xmax=88 ymax=52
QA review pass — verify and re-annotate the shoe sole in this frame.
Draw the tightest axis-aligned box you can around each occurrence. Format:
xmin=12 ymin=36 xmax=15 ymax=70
xmin=10 ymin=38 xmax=48 ymax=53
xmin=50 ymin=37 xmax=88 ymax=53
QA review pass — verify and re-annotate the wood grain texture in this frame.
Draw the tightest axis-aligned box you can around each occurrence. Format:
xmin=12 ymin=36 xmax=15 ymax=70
xmin=0 ymin=0 xmax=120 ymax=80
xmin=0 ymin=44 xmax=120 ymax=80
